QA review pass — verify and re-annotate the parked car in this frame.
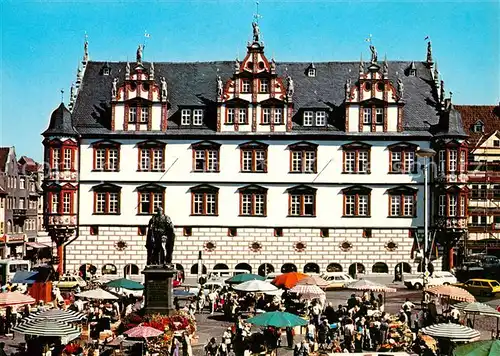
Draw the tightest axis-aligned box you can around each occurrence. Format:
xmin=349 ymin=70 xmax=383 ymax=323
xmin=404 ymin=271 xmax=457 ymax=290
xmin=455 ymin=279 xmax=500 ymax=297
xmin=321 ymin=272 xmax=356 ymax=290
xmin=53 ymin=275 xmax=87 ymax=290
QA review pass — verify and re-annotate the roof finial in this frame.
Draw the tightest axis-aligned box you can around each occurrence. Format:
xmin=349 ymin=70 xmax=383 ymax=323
xmin=252 ymin=21 xmax=261 ymax=43
xmin=125 ymin=62 xmax=130 ymax=80
xmin=426 ymin=40 xmax=433 ymax=63
xmin=449 ymin=91 xmax=453 ymax=102
xmin=149 ymin=62 xmax=155 ymax=80
xmin=253 ymin=1 xmax=262 ymax=24
xmin=383 ymin=54 xmax=388 ymax=77
xmin=60 ymin=88 xmax=65 ymax=103
xmin=136 ymin=44 xmax=143 ymax=64
xmin=359 ymin=53 xmax=364 ymax=74
xmin=83 ymin=32 xmax=89 ymax=62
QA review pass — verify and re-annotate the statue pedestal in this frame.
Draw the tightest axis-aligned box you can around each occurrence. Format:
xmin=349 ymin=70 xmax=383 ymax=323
xmin=142 ymin=265 xmax=176 ymax=316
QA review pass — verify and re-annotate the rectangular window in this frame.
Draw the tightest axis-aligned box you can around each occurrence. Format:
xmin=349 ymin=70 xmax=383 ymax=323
xmin=242 ymin=151 xmax=253 ymax=172
xmin=438 ymin=195 xmax=446 ymax=216
xmin=194 ymin=151 xmax=205 ymax=171
xmin=207 ymin=151 xmax=218 ymax=172
xmin=139 ymin=193 xmax=150 ymax=214
xmin=303 ymin=195 xmax=314 ymax=215
xmin=140 ymin=107 xmax=149 ymax=123
xmin=240 ymin=193 xmax=266 ymax=216
xmin=193 ymin=193 xmax=203 ymax=215
xmin=140 ymin=149 xmax=150 ymax=171
xmin=193 ymin=109 xmax=203 ymax=125
xmin=19 ymin=198 xmax=25 ymax=209
xmin=128 ymin=107 xmax=137 ymax=123
xmin=303 ymin=111 xmax=313 ymax=126
xmin=108 ymin=148 xmax=119 ymax=171
xmin=289 ymin=194 xmax=315 ymax=216
xmin=344 ymin=150 xmax=370 ymax=173
xmin=206 ymin=193 xmax=216 ymax=215
xmin=227 ymin=108 xmax=235 ymax=124
xmin=345 ymin=195 xmax=355 ymax=216
xmin=363 ymin=108 xmax=372 ymax=124
xmin=262 ymin=108 xmax=270 ymax=124
xmin=390 ymin=195 xmax=401 ymax=216
xmin=358 ymin=151 xmax=369 ymax=173
xmin=152 ymin=192 xmax=163 ymax=213
xmin=63 ymin=193 xmax=71 ymax=214
xmin=304 ymin=151 xmax=316 ymax=173
xmin=254 ymin=194 xmax=265 ymax=215
xmin=449 ymin=195 xmax=457 ymax=216
xmin=315 ymin=111 xmax=326 ymax=126
xmin=19 ymin=178 xmax=25 ymax=190
xmin=344 ymin=194 xmax=369 ymax=216
xmin=181 ymin=109 xmax=191 ymax=125
xmin=152 ymin=148 xmax=163 ymax=171
xmin=290 ymin=195 xmax=301 ymax=216
xmin=108 ymin=193 xmax=119 ymax=214
xmin=63 ymin=149 xmax=72 ymax=170
xmin=260 ymin=79 xmax=269 ymax=93
xmin=274 ymin=108 xmax=283 ymax=124
xmin=358 ymin=195 xmax=369 ymax=216
xmin=95 ymin=148 xmax=106 ymax=170
xmin=291 ymin=152 xmax=302 ymax=172
xmin=241 ymin=80 xmax=251 ymax=93
xmin=391 ymin=151 xmax=402 ymax=173
xmin=345 ymin=151 xmax=355 ymax=173
xmin=459 ymin=150 xmax=466 ymax=172
xmin=459 ymin=195 xmax=465 ymax=217
xmin=95 ymin=192 xmax=106 ymax=214
xmin=255 ymin=150 xmax=266 ymax=172
xmin=241 ymin=194 xmax=252 ymax=215
xmin=403 ymin=195 xmax=414 ymax=216
xmin=404 ymin=151 xmax=415 ymax=173
xmin=449 ymin=150 xmax=458 ymax=172
xmin=238 ymin=108 xmax=247 ymax=124
xmin=439 ymin=150 xmax=446 ymax=173
xmin=375 ymin=108 xmax=384 ymax=124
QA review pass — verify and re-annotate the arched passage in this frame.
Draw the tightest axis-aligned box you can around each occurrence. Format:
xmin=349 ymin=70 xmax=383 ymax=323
xmin=213 ymin=263 xmax=229 ymax=270
xmin=124 ymin=264 xmax=139 ymax=276
xmin=348 ymin=263 xmax=365 ymax=277
xmin=372 ymin=262 xmax=389 ymax=274
xmin=102 ymin=264 xmax=117 ymax=275
xmin=190 ymin=264 xmax=207 ymax=275
xmin=258 ymin=263 xmax=275 ymax=277
xmin=175 ymin=264 xmax=184 ymax=271
xmin=79 ymin=264 xmax=97 ymax=280
xmin=394 ymin=262 xmax=412 ymax=274
xmin=281 ymin=263 xmax=297 ymax=273
xmin=235 ymin=263 xmax=252 ymax=273
xmin=326 ymin=263 xmax=343 ymax=272
xmin=303 ymin=263 xmax=320 ymax=274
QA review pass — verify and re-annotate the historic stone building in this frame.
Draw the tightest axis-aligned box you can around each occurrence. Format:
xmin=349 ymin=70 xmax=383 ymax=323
xmin=42 ymin=24 xmax=469 ymax=279
xmin=456 ymin=105 xmax=500 ymax=255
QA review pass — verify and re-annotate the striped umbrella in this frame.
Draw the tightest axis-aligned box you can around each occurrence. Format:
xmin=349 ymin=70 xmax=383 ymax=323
xmin=25 ymin=309 xmax=86 ymax=323
xmin=421 ymin=323 xmax=481 ymax=342
xmin=76 ymin=288 xmax=118 ymax=300
xmin=346 ymin=279 xmax=397 ymax=293
xmin=0 ymin=292 xmax=35 ymax=307
xmin=289 ymin=284 xmax=326 ymax=299
xmin=454 ymin=302 xmax=500 ymax=317
xmin=425 ymin=285 xmax=476 ymax=302
xmin=12 ymin=319 xmax=81 ymax=338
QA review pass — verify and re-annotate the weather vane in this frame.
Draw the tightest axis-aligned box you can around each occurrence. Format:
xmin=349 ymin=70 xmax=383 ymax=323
xmin=253 ymin=1 xmax=262 ymax=23
xmin=60 ymin=89 xmax=64 ymax=103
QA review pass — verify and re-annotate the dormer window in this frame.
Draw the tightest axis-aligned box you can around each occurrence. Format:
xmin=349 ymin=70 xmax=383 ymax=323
xmin=303 ymin=111 xmax=313 ymax=126
xmin=140 ymin=107 xmax=149 ymax=123
xmin=260 ymin=79 xmax=269 ymax=93
xmin=181 ymin=109 xmax=204 ymax=126
xmin=408 ymin=62 xmax=417 ymax=77
xmin=261 ymin=106 xmax=283 ymax=125
xmin=362 ymin=106 xmax=384 ymax=125
xmin=241 ymin=79 xmax=251 ymax=93
xmin=128 ymin=107 xmax=137 ymax=123
xmin=103 ymin=68 xmax=110 ymax=76
xmin=307 ymin=65 xmax=316 ymax=77
xmin=473 ymin=121 xmax=484 ymax=133
xmin=303 ymin=111 xmax=327 ymax=127
xmin=315 ymin=111 xmax=326 ymax=126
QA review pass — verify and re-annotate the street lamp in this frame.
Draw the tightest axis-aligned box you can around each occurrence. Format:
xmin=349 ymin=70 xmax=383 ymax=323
xmin=416 ymin=147 xmax=436 ymax=292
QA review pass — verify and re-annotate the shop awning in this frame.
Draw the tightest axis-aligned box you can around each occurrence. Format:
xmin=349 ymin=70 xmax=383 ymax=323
xmin=26 ymin=242 xmax=50 ymax=249
xmin=11 ymin=271 xmax=39 ymax=285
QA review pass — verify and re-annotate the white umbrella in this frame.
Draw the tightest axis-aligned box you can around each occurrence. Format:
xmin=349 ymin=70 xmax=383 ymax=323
xmin=76 ymin=288 xmax=118 ymax=300
xmin=346 ymin=279 xmax=396 ymax=293
xmin=454 ymin=302 xmax=500 ymax=317
xmin=233 ymin=280 xmax=278 ymax=293
xmin=421 ymin=323 xmax=481 ymax=342
xmin=289 ymin=284 xmax=325 ymax=299
xmin=264 ymin=289 xmax=285 ymax=296
xmin=25 ymin=309 xmax=86 ymax=323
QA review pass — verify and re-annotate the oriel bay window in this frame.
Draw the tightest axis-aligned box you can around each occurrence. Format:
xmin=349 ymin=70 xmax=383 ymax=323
xmin=342 ymin=186 xmax=371 ymax=217
xmin=289 ymin=142 xmax=318 ymax=173
xmin=137 ymin=184 xmax=165 ymax=214
xmin=190 ymin=185 xmax=218 ymax=216
xmin=342 ymin=142 xmax=371 ymax=174
xmin=47 ymin=185 xmax=77 ymax=215
xmin=92 ymin=183 xmax=121 ymax=215
xmin=436 ymin=143 xmax=468 ymax=175
xmin=437 ymin=187 xmax=468 ymax=218
xmin=387 ymin=186 xmax=417 ymax=217
xmin=388 ymin=143 xmax=417 ymax=173
xmin=192 ymin=141 xmax=220 ymax=172
xmin=47 ymin=139 xmax=77 ymax=171
xmin=137 ymin=141 xmax=165 ymax=172
xmin=239 ymin=141 xmax=268 ymax=173
xmin=239 ymin=185 xmax=267 ymax=216
xmin=92 ymin=141 xmax=120 ymax=171
xmin=287 ymin=185 xmax=317 ymax=217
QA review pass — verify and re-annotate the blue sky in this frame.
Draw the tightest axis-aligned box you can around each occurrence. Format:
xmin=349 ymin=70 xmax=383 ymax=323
xmin=1 ymin=0 xmax=498 ymax=161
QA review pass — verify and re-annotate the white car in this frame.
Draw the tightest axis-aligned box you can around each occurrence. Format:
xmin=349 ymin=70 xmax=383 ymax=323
xmin=321 ymin=273 xmax=357 ymax=290
xmin=404 ymin=271 xmax=457 ymax=290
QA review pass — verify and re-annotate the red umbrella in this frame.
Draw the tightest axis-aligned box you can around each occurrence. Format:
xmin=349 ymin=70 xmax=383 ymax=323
xmin=124 ymin=325 xmax=164 ymax=339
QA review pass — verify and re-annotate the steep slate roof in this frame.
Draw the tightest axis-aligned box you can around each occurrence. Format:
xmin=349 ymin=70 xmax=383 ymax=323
xmin=0 ymin=147 xmax=10 ymax=173
xmin=43 ymin=103 xmax=78 ymax=137
xmin=72 ymin=60 xmax=441 ymax=136
xmin=455 ymin=105 xmax=500 ymax=145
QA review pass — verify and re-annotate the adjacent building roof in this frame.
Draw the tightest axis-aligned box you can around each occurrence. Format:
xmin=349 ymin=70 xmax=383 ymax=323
xmin=18 ymin=156 xmax=39 ymax=173
xmin=43 ymin=103 xmax=78 ymax=137
xmin=455 ymin=105 xmax=500 ymax=145
xmin=0 ymin=147 xmax=11 ymax=173
xmin=71 ymin=60 xmax=443 ymax=136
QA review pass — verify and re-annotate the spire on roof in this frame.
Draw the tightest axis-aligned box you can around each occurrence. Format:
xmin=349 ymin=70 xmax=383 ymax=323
xmin=83 ymin=33 xmax=89 ymax=63
xmin=125 ymin=62 xmax=130 ymax=80
xmin=150 ymin=62 xmax=155 ymax=80
xmin=426 ymin=40 xmax=433 ymax=64
xmin=359 ymin=53 xmax=364 ymax=75
xmin=76 ymin=64 xmax=83 ymax=85
xmin=68 ymin=82 xmax=76 ymax=111
xmin=43 ymin=103 xmax=78 ymax=137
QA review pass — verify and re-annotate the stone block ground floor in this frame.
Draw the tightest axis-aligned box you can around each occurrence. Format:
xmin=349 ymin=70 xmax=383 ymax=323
xmin=65 ymin=226 xmax=442 ymax=279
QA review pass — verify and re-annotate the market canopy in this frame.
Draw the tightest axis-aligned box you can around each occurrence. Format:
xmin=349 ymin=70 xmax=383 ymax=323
xmin=124 ymin=325 xmax=164 ymax=339
xmin=346 ymin=279 xmax=397 ymax=293
xmin=425 ymin=285 xmax=476 ymax=303
xmin=453 ymin=339 xmax=500 ymax=356
xmin=105 ymin=278 xmax=144 ymax=290
xmin=0 ymin=291 xmax=35 ymax=307
xmin=421 ymin=323 xmax=481 ymax=342
xmin=247 ymin=311 xmax=308 ymax=328
xmin=296 ymin=275 xmax=329 ymax=289
xmin=76 ymin=288 xmax=118 ymax=300
xmin=11 ymin=271 xmax=39 ymax=285
xmin=272 ymin=272 xmax=308 ymax=289
xmin=233 ymin=280 xmax=278 ymax=293
xmin=225 ymin=273 xmax=265 ymax=284
xmin=289 ymin=284 xmax=326 ymax=299
xmin=453 ymin=302 xmax=500 ymax=317
xmin=25 ymin=309 xmax=86 ymax=323
xmin=12 ymin=319 xmax=81 ymax=338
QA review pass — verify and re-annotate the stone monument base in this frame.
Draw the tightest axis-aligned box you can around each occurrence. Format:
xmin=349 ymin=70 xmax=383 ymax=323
xmin=142 ymin=265 xmax=176 ymax=316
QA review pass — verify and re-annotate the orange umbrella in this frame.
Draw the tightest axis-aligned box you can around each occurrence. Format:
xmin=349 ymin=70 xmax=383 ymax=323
xmin=272 ymin=272 xmax=308 ymax=289
xmin=424 ymin=285 xmax=475 ymax=303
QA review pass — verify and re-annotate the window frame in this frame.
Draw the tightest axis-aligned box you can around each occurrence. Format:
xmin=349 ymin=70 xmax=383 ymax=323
xmin=387 ymin=187 xmax=417 ymax=217
xmin=287 ymin=185 xmax=317 ymax=217
xmin=342 ymin=142 xmax=371 ymax=174
xmin=92 ymin=185 xmax=121 ymax=215
xmin=388 ymin=143 xmax=418 ymax=174
xmin=137 ymin=185 xmax=165 ymax=215
xmin=303 ymin=111 xmax=313 ymax=126
xmin=342 ymin=186 xmax=372 ymax=217
xmin=238 ymin=185 xmax=268 ymax=217
xmin=137 ymin=141 xmax=166 ymax=172
xmin=239 ymin=142 xmax=268 ymax=173
xmin=288 ymin=142 xmax=318 ymax=174
xmin=192 ymin=141 xmax=221 ymax=173
xmin=190 ymin=185 xmax=219 ymax=216
xmin=241 ymin=79 xmax=251 ymax=93
xmin=47 ymin=188 xmax=76 ymax=215
xmin=259 ymin=78 xmax=269 ymax=93
xmin=92 ymin=141 xmax=121 ymax=171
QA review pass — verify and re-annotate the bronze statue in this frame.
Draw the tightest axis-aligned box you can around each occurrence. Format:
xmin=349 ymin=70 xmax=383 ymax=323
xmin=252 ymin=22 xmax=260 ymax=42
xmin=146 ymin=208 xmax=175 ymax=266
xmin=369 ymin=44 xmax=378 ymax=63
xmin=137 ymin=44 xmax=143 ymax=63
